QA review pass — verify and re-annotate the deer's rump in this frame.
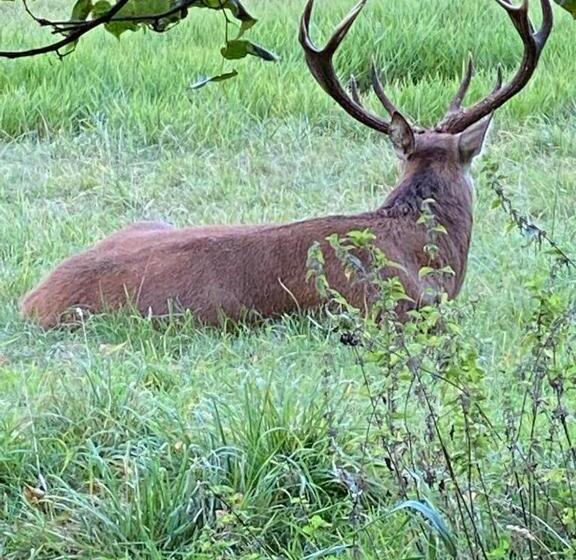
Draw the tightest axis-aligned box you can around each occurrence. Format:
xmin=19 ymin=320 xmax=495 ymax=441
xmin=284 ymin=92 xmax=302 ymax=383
xmin=20 ymin=221 xmax=321 ymax=329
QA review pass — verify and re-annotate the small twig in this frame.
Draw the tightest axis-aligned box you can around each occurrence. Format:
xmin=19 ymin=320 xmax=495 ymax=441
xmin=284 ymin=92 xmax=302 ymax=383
xmin=22 ymin=0 xmax=46 ymax=26
xmin=488 ymin=178 xmax=575 ymax=274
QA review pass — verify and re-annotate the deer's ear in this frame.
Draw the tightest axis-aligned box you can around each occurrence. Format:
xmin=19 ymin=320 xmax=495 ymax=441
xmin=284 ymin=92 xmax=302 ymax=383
xmin=458 ymin=115 xmax=492 ymax=162
xmin=389 ymin=112 xmax=415 ymax=157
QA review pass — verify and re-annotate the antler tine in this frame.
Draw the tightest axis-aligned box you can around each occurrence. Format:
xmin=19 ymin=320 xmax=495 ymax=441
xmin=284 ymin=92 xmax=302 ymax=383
xmin=496 ymin=0 xmax=538 ymax=38
xmin=299 ymin=0 xmax=409 ymax=135
xmin=323 ymin=0 xmax=368 ymax=56
xmin=535 ymin=0 xmax=554 ymax=47
xmin=498 ymin=0 xmax=552 ymax=39
xmin=370 ymin=59 xmax=401 ymax=117
xmin=437 ymin=0 xmax=553 ymax=134
xmin=349 ymin=75 xmax=362 ymax=105
xmin=299 ymin=0 xmax=367 ymax=55
xmin=445 ymin=55 xmax=475 ymax=116
xmin=492 ymin=65 xmax=503 ymax=93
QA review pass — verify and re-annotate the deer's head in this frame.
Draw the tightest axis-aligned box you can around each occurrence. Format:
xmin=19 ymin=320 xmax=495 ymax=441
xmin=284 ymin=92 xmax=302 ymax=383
xmin=300 ymin=0 xmax=552 ymax=181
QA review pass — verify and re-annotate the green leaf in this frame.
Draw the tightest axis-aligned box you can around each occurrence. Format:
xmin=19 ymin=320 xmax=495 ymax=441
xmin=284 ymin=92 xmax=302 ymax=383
xmin=87 ymin=0 xmax=259 ymax=35
xmin=310 ymin=514 xmax=331 ymax=529
xmin=239 ymin=18 xmax=256 ymax=36
xmin=91 ymin=0 xmax=112 ymax=17
xmin=221 ymin=39 xmax=250 ymax=60
xmin=245 ymin=41 xmax=279 ymax=61
xmin=91 ymin=0 xmax=139 ymax=38
xmin=71 ymin=0 xmax=93 ymax=20
xmin=93 ymin=0 xmax=185 ymax=35
xmin=106 ymin=20 xmax=140 ymax=38
xmin=223 ymin=0 xmax=256 ymax=23
xmin=346 ymin=229 xmax=376 ymax=247
xmin=554 ymin=0 xmax=576 ymax=17
xmin=438 ymin=265 xmax=455 ymax=276
xmin=189 ymin=70 xmax=238 ymax=90
xmin=389 ymin=499 xmax=457 ymax=558
xmin=197 ymin=0 xmax=257 ymax=24
xmin=418 ymin=266 xmax=435 ymax=278
xmin=63 ymin=0 xmax=94 ymax=52
xmin=221 ymin=39 xmax=278 ymax=62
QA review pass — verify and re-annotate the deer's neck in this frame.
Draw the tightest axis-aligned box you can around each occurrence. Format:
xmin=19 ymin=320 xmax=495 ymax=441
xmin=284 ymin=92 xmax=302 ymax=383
xmin=379 ymin=168 xmax=473 ymax=227
xmin=378 ymin=168 xmax=474 ymax=297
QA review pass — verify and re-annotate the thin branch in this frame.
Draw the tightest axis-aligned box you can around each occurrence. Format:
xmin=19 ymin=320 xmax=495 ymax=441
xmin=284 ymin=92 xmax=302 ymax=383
xmin=22 ymin=0 xmax=46 ymax=26
xmin=40 ymin=1 xmax=193 ymax=33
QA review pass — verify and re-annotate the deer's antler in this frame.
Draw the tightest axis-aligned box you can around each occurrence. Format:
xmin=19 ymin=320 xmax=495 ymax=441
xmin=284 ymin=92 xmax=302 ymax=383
xmin=299 ymin=0 xmax=411 ymax=135
xmin=437 ymin=0 xmax=553 ymax=133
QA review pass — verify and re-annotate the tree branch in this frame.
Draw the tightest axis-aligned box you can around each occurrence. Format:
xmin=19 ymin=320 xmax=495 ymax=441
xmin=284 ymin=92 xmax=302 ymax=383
xmin=0 ymin=0 xmax=132 ymax=60
xmin=40 ymin=2 xmax=195 ymax=32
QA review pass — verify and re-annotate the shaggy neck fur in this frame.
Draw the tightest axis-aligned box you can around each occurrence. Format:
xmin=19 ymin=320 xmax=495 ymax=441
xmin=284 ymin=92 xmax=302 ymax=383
xmin=379 ymin=161 xmax=473 ymax=232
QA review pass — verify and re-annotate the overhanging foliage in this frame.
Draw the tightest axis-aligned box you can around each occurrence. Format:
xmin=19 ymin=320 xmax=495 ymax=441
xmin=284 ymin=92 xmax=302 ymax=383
xmin=0 ymin=0 xmax=278 ymax=84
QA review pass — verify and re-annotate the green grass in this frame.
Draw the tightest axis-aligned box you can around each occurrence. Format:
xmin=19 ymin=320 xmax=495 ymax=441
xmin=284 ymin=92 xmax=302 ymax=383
xmin=0 ymin=0 xmax=575 ymax=558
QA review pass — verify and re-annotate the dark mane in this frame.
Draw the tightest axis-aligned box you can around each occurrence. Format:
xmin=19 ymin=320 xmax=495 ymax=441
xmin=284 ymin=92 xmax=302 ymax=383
xmin=378 ymin=170 xmax=452 ymax=217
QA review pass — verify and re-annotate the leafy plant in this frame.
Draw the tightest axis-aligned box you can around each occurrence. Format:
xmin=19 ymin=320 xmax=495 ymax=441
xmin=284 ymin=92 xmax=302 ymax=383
xmin=0 ymin=0 xmax=277 ymax=84
xmin=305 ymin=161 xmax=575 ymax=558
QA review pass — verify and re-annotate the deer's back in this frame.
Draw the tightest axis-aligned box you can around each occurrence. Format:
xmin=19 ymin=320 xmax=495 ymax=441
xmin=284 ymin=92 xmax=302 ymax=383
xmin=20 ymin=211 xmax=463 ymax=328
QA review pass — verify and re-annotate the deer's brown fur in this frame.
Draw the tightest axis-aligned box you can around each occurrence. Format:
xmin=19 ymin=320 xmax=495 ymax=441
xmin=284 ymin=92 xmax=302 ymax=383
xmin=22 ymin=133 xmax=474 ymax=328
xmin=20 ymin=0 xmax=552 ymax=329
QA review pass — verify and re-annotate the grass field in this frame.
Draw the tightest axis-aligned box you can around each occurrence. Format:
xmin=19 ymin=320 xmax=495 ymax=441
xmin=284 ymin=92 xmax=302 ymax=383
xmin=0 ymin=0 xmax=575 ymax=558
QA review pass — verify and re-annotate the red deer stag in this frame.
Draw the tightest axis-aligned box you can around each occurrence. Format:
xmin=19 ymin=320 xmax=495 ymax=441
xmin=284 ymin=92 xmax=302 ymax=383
xmin=21 ymin=0 xmax=553 ymax=329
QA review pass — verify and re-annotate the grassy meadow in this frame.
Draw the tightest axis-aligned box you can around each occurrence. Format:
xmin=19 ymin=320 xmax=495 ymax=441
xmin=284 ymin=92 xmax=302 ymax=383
xmin=0 ymin=0 xmax=575 ymax=558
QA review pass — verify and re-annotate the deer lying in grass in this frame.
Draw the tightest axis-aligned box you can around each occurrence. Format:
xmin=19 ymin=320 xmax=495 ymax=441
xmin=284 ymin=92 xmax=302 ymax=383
xmin=21 ymin=0 xmax=553 ymax=329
